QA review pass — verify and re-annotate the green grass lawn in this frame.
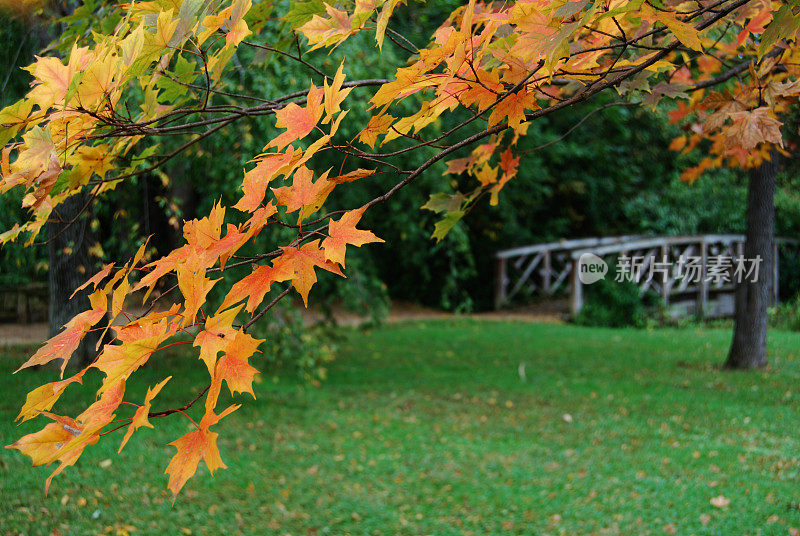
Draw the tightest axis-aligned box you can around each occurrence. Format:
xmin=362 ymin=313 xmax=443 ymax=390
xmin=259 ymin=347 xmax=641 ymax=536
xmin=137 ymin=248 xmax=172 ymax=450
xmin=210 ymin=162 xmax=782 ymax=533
xmin=2 ymin=320 xmax=800 ymax=535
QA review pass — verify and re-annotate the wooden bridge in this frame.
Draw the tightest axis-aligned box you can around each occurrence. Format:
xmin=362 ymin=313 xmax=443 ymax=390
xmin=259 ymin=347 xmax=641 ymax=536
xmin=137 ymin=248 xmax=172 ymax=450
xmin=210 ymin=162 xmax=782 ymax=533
xmin=494 ymin=235 xmax=799 ymax=318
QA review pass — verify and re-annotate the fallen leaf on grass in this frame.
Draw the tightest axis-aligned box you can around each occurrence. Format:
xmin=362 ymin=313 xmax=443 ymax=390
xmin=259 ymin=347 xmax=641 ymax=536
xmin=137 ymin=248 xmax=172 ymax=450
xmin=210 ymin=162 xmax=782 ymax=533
xmin=710 ymin=495 xmax=730 ymax=508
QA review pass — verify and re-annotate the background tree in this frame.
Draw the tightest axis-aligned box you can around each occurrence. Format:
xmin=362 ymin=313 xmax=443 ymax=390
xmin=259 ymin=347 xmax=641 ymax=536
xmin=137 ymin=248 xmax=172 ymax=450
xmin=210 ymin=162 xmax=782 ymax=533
xmin=2 ymin=0 xmax=799 ymax=499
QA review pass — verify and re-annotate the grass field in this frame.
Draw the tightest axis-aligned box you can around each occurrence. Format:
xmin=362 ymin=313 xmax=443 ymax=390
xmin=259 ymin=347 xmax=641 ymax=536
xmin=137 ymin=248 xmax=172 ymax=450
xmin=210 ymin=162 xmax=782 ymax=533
xmin=2 ymin=320 xmax=800 ymax=535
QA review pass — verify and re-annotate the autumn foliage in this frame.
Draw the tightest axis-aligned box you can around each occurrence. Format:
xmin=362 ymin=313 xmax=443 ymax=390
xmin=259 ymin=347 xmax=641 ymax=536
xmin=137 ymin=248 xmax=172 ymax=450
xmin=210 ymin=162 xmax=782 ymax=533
xmin=2 ymin=0 xmax=799 ymax=499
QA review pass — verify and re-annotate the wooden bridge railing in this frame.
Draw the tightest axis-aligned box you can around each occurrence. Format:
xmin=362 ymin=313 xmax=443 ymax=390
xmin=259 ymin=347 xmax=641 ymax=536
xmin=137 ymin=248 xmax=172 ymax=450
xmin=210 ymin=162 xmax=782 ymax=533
xmin=495 ymin=235 xmax=800 ymax=318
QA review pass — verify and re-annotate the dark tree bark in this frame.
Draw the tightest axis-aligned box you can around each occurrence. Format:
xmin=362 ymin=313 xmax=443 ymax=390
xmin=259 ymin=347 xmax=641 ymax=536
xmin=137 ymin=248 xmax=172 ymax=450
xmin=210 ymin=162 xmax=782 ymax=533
xmin=48 ymin=194 xmax=100 ymax=366
xmin=725 ymin=156 xmax=777 ymax=369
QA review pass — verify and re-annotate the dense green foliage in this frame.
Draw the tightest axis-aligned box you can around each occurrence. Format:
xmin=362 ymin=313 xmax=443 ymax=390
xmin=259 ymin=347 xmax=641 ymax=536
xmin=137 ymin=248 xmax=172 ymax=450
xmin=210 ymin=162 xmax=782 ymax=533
xmin=3 ymin=320 xmax=800 ymax=534
xmin=574 ymin=279 xmax=664 ymax=328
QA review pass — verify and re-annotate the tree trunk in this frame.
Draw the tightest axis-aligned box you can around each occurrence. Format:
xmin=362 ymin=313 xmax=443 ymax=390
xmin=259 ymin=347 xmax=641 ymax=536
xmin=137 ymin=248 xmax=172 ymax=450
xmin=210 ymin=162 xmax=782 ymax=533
xmin=48 ymin=194 xmax=100 ymax=366
xmin=725 ymin=157 xmax=776 ymax=369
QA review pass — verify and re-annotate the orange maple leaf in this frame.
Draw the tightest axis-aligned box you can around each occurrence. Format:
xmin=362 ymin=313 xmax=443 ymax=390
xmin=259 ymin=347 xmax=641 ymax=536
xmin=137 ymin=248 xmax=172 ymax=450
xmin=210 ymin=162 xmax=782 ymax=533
xmin=234 ymin=149 xmax=296 ymax=212
xmin=323 ymin=62 xmax=354 ymax=120
xmin=299 ymin=4 xmax=354 ymax=51
xmin=221 ymin=264 xmax=277 ymax=313
xmin=488 ymin=90 xmax=538 ymax=131
xmin=211 ymin=330 xmax=262 ymax=399
xmin=93 ymin=320 xmax=174 ymax=392
xmin=271 ymin=240 xmax=345 ymax=306
xmin=322 ymin=207 xmax=384 ymax=267
xmin=165 ymin=404 xmax=239 ymax=501
xmin=119 ymin=376 xmax=171 ymax=452
xmin=15 ymin=300 xmax=107 ymax=376
xmin=272 ymin=166 xmax=334 ymax=222
xmin=268 ymin=85 xmax=324 ymax=150
xmin=16 ymin=370 xmax=86 ymax=423
xmin=358 ymin=113 xmax=395 ymax=149
xmin=165 ymin=428 xmax=226 ymax=501
xmin=176 ymin=255 xmax=220 ymax=323
xmin=193 ymin=305 xmax=244 ymax=373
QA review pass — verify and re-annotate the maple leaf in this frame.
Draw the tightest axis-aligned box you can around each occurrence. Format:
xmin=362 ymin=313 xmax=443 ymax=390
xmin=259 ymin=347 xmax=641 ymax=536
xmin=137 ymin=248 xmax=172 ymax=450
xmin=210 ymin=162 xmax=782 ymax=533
xmin=271 ymin=240 xmax=345 ymax=306
xmin=655 ymin=11 xmax=704 ymax=52
xmin=13 ymin=126 xmax=57 ymax=178
xmin=119 ymin=376 xmax=171 ymax=452
xmin=19 ymin=381 xmax=125 ymax=493
xmin=176 ymin=255 xmax=220 ymax=323
xmin=70 ymin=263 xmax=114 ymax=299
xmin=235 ymin=150 xmax=295 ymax=212
xmin=488 ymin=90 xmax=537 ymax=131
xmin=474 ymin=163 xmax=498 ymax=186
xmin=499 ymin=147 xmax=520 ymax=176
xmin=375 ymin=0 xmax=402 ymax=50
xmin=272 ymin=166 xmax=334 ymax=222
xmin=165 ymin=428 xmax=226 ymax=501
xmin=329 ymin=168 xmax=376 ymax=184
xmin=221 ymin=264 xmax=277 ymax=313
xmin=443 ymin=156 xmax=475 ymax=175
xmin=15 ymin=299 xmax=107 ymax=376
xmin=212 ymin=330 xmax=263 ymax=398
xmin=0 ymin=99 xmax=33 ymax=148
xmin=93 ymin=320 xmax=175 ymax=392
xmin=76 ymin=379 xmax=126 ymax=432
xmin=23 ymin=54 xmax=75 ymax=110
xmin=323 ymin=207 xmax=383 ymax=267
xmin=431 ymin=211 xmax=465 ymax=242
xmin=6 ymin=422 xmax=78 ymax=468
xmin=165 ymin=405 xmax=239 ymax=501
xmin=422 ymin=192 xmax=466 ymax=214
xmin=299 ymin=4 xmax=354 ymax=51
xmin=5 ymin=415 xmax=92 ymax=494
xmin=16 ymin=370 xmax=86 ymax=423
xmin=726 ymin=107 xmax=784 ymax=150
xmin=323 ymin=62 xmax=354 ymax=120
xmin=358 ymin=113 xmax=395 ymax=149
xmin=193 ymin=305 xmax=244 ymax=373
xmin=183 ymin=202 xmax=226 ymax=249
xmin=131 ymin=246 xmax=192 ymax=301
xmin=76 ymin=51 xmax=119 ymax=108
xmin=460 ymin=70 xmax=503 ymax=112
xmin=70 ymin=145 xmax=115 ymax=185
xmin=268 ymin=84 xmax=324 ymax=150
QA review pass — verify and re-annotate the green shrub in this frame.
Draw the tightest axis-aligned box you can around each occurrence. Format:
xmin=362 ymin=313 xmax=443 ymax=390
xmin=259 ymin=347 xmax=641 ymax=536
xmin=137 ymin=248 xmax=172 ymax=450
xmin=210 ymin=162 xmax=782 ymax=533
xmin=573 ymin=278 xmax=664 ymax=328
xmin=248 ymin=302 xmax=339 ymax=383
xmin=769 ymin=294 xmax=800 ymax=331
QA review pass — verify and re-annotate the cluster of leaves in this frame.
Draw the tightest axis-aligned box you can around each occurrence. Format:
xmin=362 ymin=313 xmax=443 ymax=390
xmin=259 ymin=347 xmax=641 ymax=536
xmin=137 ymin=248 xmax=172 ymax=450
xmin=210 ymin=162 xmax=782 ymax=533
xmin=2 ymin=0 xmax=800 ymax=500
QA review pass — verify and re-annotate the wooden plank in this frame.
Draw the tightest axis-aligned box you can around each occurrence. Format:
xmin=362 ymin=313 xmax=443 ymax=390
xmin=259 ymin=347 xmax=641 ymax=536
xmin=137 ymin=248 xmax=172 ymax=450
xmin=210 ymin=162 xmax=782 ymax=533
xmin=570 ymin=257 xmax=583 ymax=316
xmin=508 ymin=252 xmax=544 ymax=300
xmin=496 ymin=235 xmax=643 ymax=259
xmin=494 ymin=257 xmax=507 ymax=309
xmin=543 ymin=250 xmax=552 ymax=295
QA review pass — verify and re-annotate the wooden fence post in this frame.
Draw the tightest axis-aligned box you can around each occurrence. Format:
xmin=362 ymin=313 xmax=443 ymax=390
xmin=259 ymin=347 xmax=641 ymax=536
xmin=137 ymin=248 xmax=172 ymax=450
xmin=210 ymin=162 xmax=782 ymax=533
xmin=570 ymin=256 xmax=583 ymax=316
xmin=660 ymin=243 xmax=669 ymax=305
xmin=543 ymin=249 xmax=552 ymax=295
xmin=494 ymin=257 xmax=507 ymax=309
xmin=699 ymin=239 xmax=708 ymax=317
